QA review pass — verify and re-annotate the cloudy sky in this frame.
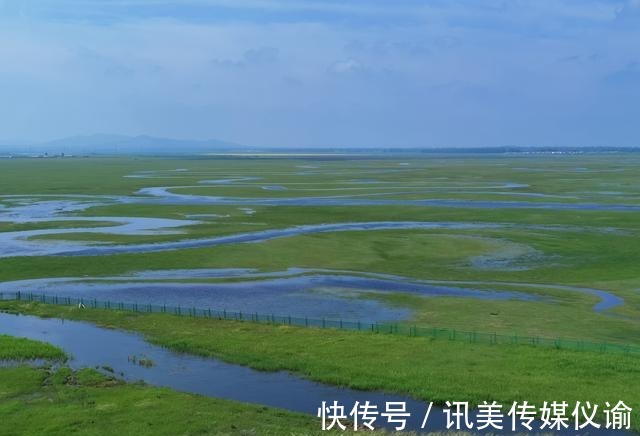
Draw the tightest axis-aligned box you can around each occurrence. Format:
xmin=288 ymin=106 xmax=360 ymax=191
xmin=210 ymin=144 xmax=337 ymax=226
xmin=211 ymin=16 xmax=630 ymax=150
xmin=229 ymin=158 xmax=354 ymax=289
xmin=1 ymin=0 xmax=639 ymax=147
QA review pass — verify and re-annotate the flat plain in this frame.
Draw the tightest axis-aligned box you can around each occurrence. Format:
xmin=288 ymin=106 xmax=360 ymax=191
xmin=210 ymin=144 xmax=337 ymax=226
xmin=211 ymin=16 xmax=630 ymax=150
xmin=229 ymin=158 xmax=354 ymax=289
xmin=1 ymin=153 xmax=640 ymax=433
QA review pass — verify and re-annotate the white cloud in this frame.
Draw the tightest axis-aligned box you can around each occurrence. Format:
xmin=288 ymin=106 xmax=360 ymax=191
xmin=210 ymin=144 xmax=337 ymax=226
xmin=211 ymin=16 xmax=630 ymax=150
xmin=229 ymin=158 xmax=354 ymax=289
xmin=1 ymin=1 xmax=640 ymax=147
xmin=327 ymin=58 xmax=364 ymax=75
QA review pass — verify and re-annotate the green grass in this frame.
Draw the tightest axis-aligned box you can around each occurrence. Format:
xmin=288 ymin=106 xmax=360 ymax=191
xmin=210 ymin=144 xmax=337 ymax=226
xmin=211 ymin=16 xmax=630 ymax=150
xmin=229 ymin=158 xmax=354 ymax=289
xmin=2 ymin=155 xmax=640 ymax=432
xmin=0 ymin=335 xmax=67 ymax=361
xmin=4 ymin=224 xmax=640 ymax=344
xmin=2 ymin=154 xmax=640 ymax=200
xmin=0 ymin=220 xmax=117 ymax=233
xmin=363 ymin=292 xmax=640 ymax=344
xmin=1 ymin=301 xmax=638 ymax=430
xmin=0 ymin=366 xmax=348 ymax=435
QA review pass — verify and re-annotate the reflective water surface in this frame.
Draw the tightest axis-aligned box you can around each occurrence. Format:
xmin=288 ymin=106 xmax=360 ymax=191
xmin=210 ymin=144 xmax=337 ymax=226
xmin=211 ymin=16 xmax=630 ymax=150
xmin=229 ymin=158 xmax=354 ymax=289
xmin=0 ymin=312 xmax=623 ymax=434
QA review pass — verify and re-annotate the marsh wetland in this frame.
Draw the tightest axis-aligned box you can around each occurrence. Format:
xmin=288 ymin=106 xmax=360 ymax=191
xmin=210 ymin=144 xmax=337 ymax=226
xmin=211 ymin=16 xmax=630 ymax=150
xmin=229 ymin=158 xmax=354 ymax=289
xmin=2 ymin=153 xmax=640 ymax=433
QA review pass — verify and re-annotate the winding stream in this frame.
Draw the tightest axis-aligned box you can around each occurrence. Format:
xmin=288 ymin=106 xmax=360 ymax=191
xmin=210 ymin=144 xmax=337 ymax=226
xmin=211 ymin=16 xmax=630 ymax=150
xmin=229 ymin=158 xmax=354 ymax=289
xmin=0 ymin=312 xmax=625 ymax=435
xmin=0 ymin=219 xmax=613 ymax=258
xmin=0 ymin=268 xmax=621 ymax=316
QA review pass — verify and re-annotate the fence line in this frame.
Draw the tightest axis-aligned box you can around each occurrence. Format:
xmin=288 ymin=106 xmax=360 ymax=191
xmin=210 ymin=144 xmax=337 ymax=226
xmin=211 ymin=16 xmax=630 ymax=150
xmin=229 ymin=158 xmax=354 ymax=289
xmin=1 ymin=291 xmax=637 ymax=356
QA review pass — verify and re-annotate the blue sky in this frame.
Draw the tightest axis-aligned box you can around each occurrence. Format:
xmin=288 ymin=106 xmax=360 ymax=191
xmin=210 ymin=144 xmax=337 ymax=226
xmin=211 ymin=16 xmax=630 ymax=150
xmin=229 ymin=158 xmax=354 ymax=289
xmin=1 ymin=0 xmax=639 ymax=147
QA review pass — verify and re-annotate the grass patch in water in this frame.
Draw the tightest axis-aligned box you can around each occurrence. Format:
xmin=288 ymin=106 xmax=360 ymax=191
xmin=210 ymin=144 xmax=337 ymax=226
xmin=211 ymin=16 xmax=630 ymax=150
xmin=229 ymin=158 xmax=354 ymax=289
xmin=0 ymin=334 xmax=66 ymax=361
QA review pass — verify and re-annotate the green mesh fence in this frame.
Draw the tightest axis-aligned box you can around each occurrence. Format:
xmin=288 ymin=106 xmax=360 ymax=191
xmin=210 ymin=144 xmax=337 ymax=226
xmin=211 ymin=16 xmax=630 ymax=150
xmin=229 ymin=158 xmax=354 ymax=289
xmin=1 ymin=291 xmax=637 ymax=355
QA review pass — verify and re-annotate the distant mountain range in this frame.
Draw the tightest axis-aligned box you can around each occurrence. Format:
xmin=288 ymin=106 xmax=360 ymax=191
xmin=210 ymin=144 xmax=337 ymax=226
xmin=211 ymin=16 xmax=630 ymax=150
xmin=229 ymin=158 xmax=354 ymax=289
xmin=0 ymin=134 xmax=247 ymax=155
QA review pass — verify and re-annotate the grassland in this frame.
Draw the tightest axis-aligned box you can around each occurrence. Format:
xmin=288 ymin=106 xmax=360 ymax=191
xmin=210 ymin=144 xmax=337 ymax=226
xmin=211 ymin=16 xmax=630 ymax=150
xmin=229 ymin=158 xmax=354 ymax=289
xmin=1 ymin=154 xmax=640 ymax=433
xmin=0 ymin=365 xmax=353 ymax=436
xmin=0 ymin=326 xmax=358 ymax=435
xmin=2 ymin=156 xmax=640 ymax=325
xmin=1 ymin=300 xmax=638 ymax=431
xmin=2 ymin=156 xmax=640 ymax=340
xmin=4 ymin=224 xmax=640 ymax=343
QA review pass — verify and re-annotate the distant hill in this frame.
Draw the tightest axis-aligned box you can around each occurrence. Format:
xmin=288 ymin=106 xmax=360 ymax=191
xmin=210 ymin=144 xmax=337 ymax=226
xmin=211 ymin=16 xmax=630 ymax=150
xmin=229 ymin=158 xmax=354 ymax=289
xmin=1 ymin=134 xmax=247 ymax=155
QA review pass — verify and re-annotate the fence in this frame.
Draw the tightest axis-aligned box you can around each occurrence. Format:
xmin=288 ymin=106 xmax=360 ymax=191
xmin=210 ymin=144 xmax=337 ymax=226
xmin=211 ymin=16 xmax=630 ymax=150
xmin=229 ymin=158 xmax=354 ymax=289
xmin=1 ymin=291 xmax=638 ymax=356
